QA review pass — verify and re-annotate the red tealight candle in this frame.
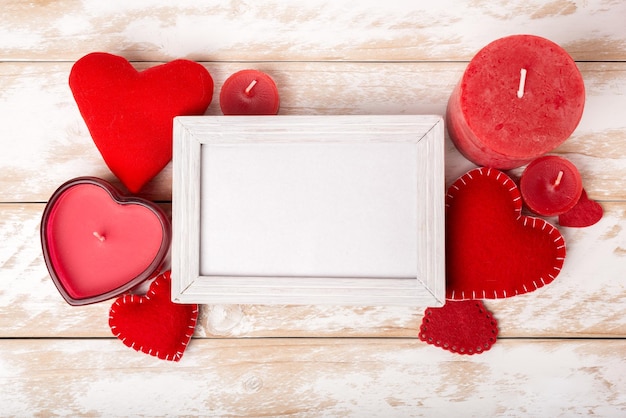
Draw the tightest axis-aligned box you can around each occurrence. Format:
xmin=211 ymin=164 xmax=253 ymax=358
xmin=40 ymin=177 xmax=171 ymax=305
xmin=219 ymin=69 xmax=280 ymax=115
xmin=520 ymin=156 xmax=583 ymax=216
xmin=447 ymin=35 xmax=585 ymax=169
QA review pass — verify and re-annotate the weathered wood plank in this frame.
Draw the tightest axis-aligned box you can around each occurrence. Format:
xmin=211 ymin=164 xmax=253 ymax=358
xmin=1 ymin=338 xmax=625 ymax=417
xmin=1 ymin=0 xmax=625 ymax=62
xmin=1 ymin=1 xmax=624 ymax=415
xmin=2 ymin=202 xmax=624 ymax=339
xmin=1 ymin=61 xmax=625 ymax=202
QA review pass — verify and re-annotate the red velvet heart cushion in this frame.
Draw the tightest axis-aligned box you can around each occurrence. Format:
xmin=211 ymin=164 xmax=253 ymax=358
xmin=69 ymin=52 xmax=214 ymax=193
xmin=419 ymin=300 xmax=498 ymax=355
xmin=109 ymin=271 xmax=199 ymax=362
xmin=446 ymin=167 xmax=566 ymax=300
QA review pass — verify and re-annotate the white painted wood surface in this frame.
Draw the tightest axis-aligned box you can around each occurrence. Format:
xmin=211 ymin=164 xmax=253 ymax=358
xmin=2 ymin=339 xmax=625 ymax=417
xmin=1 ymin=1 xmax=625 ymax=416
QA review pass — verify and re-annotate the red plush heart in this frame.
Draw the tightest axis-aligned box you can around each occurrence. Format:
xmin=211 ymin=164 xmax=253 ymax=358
xmin=559 ymin=188 xmax=603 ymax=227
xmin=446 ymin=167 xmax=566 ymax=300
xmin=109 ymin=271 xmax=199 ymax=362
xmin=69 ymin=52 xmax=214 ymax=193
xmin=419 ymin=300 xmax=498 ymax=355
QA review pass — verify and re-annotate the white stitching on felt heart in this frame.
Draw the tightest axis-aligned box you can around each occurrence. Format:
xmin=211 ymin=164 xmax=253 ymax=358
xmin=419 ymin=300 xmax=499 ymax=355
xmin=109 ymin=273 xmax=199 ymax=362
xmin=446 ymin=167 xmax=566 ymax=300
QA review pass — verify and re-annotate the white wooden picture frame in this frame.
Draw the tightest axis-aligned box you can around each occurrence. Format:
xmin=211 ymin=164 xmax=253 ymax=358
xmin=171 ymin=115 xmax=445 ymax=307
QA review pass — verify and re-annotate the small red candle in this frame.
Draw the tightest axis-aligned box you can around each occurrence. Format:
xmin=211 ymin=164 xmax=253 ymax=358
xmin=520 ymin=156 xmax=583 ymax=216
xmin=41 ymin=177 xmax=171 ymax=305
xmin=219 ymin=69 xmax=280 ymax=115
xmin=446 ymin=35 xmax=585 ymax=169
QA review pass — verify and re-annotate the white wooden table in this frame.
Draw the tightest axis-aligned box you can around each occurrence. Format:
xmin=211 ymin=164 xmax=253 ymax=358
xmin=1 ymin=1 xmax=625 ymax=416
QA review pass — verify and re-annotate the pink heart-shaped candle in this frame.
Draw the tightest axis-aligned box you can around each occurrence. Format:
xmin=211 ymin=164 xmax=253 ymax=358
xmin=41 ymin=177 xmax=171 ymax=305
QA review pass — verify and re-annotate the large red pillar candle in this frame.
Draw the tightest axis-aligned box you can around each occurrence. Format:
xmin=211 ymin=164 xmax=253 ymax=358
xmin=219 ymin=69 xmax=280 ymax=115
xmin=446 ymin=35 xmax=585 ymax=169
xmin=41 ymin=177 xmax=171 ymax=305
xmin=520 ymin=155 xmax=583 ymax=216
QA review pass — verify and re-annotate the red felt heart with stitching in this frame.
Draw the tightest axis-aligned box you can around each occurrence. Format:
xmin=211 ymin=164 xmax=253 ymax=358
xmin=69 ymin=52 xmax=214 ymax=193
xmin=419 ymin=300 xmax=498 ymax=355
xmin=446 ymin=167 xmax=566 ymax=300
xmin=109 ymin=271 xmax=199 ymax=362
xmin=559 ymin=188 xmax=603 ymax=227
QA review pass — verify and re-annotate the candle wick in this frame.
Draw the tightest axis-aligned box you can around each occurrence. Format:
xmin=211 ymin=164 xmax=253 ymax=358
xmin=93 ymin=231 xmax=106 ymax=242
xmin=554 ymin=170 xmax=564 ymax=187
xmin=244 ymin=79 xmax=257 ymax=96
xmin=517 ymin=68 xmax=527 ymax=99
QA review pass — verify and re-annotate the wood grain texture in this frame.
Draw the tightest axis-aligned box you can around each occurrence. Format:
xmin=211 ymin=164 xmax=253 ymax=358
xmin=2 ymin=202 xmax=623 ymax=338
xmin=2 ymin=1 xmax=626 ymax=415
xmin=1 ymin=338 xmax=625 ymax=416
xmin=1 ymin=62 xmax=626 ymax=203
xmin=1 ymin=0 xmax=626 ymax=62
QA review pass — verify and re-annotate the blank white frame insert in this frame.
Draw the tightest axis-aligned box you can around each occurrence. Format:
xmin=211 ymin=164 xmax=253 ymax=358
xmin=171 ymin=115 xmax=445 ymax=307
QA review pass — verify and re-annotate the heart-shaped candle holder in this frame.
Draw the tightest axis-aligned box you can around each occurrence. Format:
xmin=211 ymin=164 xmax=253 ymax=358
xmin=41 ymin=177 xmax=171 ymax=305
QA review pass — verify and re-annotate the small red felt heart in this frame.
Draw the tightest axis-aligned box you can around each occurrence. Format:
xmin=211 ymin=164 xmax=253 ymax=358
xmin=69 ymin=52 xmax=214 ymax=193
xmin=419 ymin=300 xmax=498 ymax=355
xmin=446 ymin=167 xmax=566 ymax=300
xmin=559 ymin=188 xmax=603 ymax=227
xmin=109 ymin=271 xmax=199 ymax=362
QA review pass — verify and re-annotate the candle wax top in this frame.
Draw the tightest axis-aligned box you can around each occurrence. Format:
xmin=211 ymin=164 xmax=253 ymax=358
xmin=44 ymin=182 xmax=166 ymax=300
xmin=460 ymin=35 xmax=585 ymax=158
xmin=520 ymin=155 xmax=583 ymax=216
xmin=219 ymin=69 xmax=280 ymax=115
